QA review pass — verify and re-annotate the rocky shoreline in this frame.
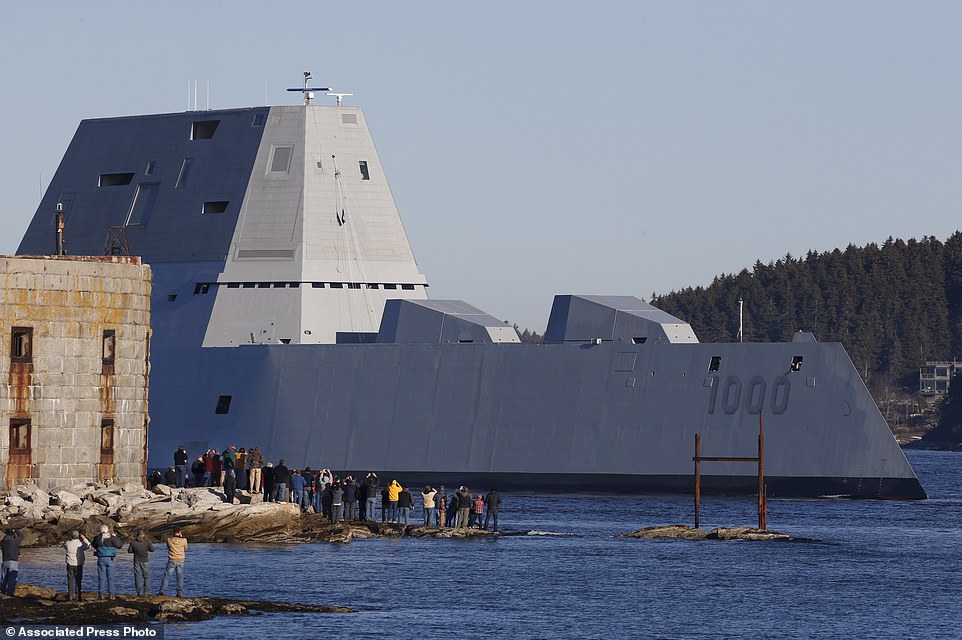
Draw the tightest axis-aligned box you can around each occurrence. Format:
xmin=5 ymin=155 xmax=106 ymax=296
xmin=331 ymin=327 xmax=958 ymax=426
xmin=1 ymin=482 xmax=499 ymax=546
xmin=0 ymin=584 xmax=353 ymax=624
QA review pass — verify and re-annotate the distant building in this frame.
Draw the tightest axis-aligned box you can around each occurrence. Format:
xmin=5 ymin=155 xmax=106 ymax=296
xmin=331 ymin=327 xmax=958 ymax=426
xmin=0 ymin=255 xmax=151 ymax=490
xmin=919 ymin=360 xmax=962 ymax=399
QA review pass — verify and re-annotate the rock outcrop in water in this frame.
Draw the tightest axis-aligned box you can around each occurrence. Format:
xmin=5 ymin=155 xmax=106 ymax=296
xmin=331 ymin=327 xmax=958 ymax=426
xmin=0 ymin=584 xmax=353 ymax=624
xmin=0 ymin=482 xmax=499 ymax=545
xmin=621 ymin=525 xmax=790 ymax=541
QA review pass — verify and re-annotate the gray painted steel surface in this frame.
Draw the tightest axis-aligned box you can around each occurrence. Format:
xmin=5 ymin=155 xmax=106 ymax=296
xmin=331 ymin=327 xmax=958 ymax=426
xmin=16 ymin=104 xmax=925 ymax=499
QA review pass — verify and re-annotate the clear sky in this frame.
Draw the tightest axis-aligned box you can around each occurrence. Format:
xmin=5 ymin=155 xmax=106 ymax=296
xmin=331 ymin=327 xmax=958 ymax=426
xmin=2 ymin=2 xmax=961 ymax=332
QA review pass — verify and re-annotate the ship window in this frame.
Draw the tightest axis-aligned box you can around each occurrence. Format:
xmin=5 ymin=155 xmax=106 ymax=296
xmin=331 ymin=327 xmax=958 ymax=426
xmin=367 ymin=284 xmax=378 ymax=289
xmin=193 ymin=283 xmax=211 ymax=295
xmin=348 ymin=283 xmax=361 ymax=289
xmin=272 ymin=283 xmax=285 ymax=288
xmin=632 ymin=337 xmax=647 ymax=344
xmin=791 ymin=356 xmax=803 ymax=372
xmin=167 ymin=294 xmax=177 ymax=302
xmin=257 ymin=283 xmax=270 ymax=289
xmin=10 ymin=327 xmax=33 ymax=364
xmin=288 ymin=282 xmax=300 ymax=288
xmin=242 ymin=283 xmax=255 ymax=288
xmin=99 ymin=172 xmax=135 ymax=187
xmin=708 ymin=356 xmax=721 ymax=373
xmin=145 ymin=161 xmax=155 ymax=176
xmin=175 ymin=159 xmax=194 ymax=188
xmin=312 ymin=283 xmax=324 ymax=289
xmin=215 ymin=395 xmax=232 ymax=415
xmin=330 ymin=283 xmax=343 ymax=289
xmin=227 ymin=283 xmax=240 ymax=289
xmin=100 ymin=419 xmax=114 ymax=453
xmin=252 ymin=113 xmax=265 ymax=127
xmin=10 ymin=418 xmax=30 ymax=451
xmin=126 ymin=182 xmax=160 ymax=226
xmin=341 ymin=113 xmax=358 ymax=124
xmin=280 ymin=338 xmax=291 ymax=344
xmin=401 ymin=284 xmax=415 ymax=291
xmin=202 ymin=201 xmax=229 ymax=214
xmin=270 ymin=146 xmax=294 ymax=173
xmin=191 ymin=120 xmax=220 ymax=140
xmin=102 ymin=330 xmax=116 ymax=368
xmin=359 ymin=161 xmax=370 ymax=180
xmin=384 ymin=284 xmax=397 ymax=290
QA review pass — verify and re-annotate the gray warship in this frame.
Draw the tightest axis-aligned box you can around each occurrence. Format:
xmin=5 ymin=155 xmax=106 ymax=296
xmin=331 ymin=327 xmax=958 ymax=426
xmin=16 ymin=85 xmax=925 ymax=499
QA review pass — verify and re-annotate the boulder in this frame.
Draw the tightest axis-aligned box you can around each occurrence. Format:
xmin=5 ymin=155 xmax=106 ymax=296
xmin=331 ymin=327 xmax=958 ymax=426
xmin=28 ymin=489 xmax=49 ymax=508
xmin=52 ymin=491 xmax=82 ymax=509
xmin=14 ymin=584 xmax=56 ymax=599
xmin=621 ymin=525 xmax=709 ymax=540
xmin=94 ymin=493 xmax=126 ymax=516
xmin=4 ymin=496 xmax=25 ymax=508
xmin=151 ymin=484 xmax=173 ymax=497
xmin=707 ymin=527 xmax=790 ymax=541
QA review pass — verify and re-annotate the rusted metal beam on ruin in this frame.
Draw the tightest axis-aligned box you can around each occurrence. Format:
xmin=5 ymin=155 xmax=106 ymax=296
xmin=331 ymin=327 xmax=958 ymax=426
xmin=693 ymin=410 xmax=769 ymax=531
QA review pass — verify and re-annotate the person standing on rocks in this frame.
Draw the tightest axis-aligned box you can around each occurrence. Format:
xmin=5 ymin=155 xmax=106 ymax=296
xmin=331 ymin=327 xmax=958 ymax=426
xmin=331 ymin=479 xmax=344 ymax=523
xmin=236 ymin=448 xmax=248 ymax=490
xmin=157 ymin=529 xmax=188 ymax=597
xmin=273 ymin=459 xmax=291 ymax=503
xmin=397 ymin=485 xmax=414 ymax=524
xmin=1 ymin=528 xmax=24 ymax=596
xmin=93 ymin=524 xmax=123 ymax=599
xmin=63 ymin=530 xmax=89 ymax=601
xmin=222 ymin=445 xmax=237 ymax=485
xmin=127 ymin=529 xmax=154 ymax=596
xmin=263 ymin=461 xmax=275 ymax=502
xmin=224 ymin=469 xmax=238 ymax=504
xmin=191 ymin=455 xmax=205 ymax=488
xmin=484 ymin=488 xmax=501 ymax=532
xmin=291 ymin=470 xmax=306 ymax=510
xmin=380 ymin=485 xmax=390 ymax=523
xmin=248 ymin=447 xmax=264 ymax=493
xmin=436 ymin=487 xmax=447 ymax=527
xmin=211 ymin=450 xmax=223 ymax=487
xmin=174 ymin=446 xmax=189 ymax=488
xmin=456 ymin=486 xmax=472 ymax=529
xmin=362 ymin=472 xmax=378 ymax=521
xmin=164 ymin=466 xmax=178 ymax=486
xmin=202 ymin=450 xmax=213 ymax=487
xmin=421 ymin=486 xmax=437 ymax=526
xmin=472 ymin=493 xmax=485 ymax=529
xmin=387 ymin=479 xmax=403 ymax=523
xmin=343 ymin=476 xmax=358 ymax=521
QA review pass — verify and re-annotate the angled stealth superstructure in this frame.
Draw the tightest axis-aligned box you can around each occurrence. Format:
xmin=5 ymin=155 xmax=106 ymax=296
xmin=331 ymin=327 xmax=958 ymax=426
xmin=15 ymin=100 xmax=926 ymax=499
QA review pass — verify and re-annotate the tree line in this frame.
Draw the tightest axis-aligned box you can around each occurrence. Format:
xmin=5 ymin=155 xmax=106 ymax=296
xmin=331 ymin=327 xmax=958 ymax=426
xmin=650 ymin=232 xmax=962 ymax=394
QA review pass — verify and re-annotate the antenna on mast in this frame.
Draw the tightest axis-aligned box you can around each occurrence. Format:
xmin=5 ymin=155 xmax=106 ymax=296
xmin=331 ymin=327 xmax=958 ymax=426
xmin=327 ymin=92 xmax=353 ymax=106
xmin=287 ymin=71 xmax=331 ymax=106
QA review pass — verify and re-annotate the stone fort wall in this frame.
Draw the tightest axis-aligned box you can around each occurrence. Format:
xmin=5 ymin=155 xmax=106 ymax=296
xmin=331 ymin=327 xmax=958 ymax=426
xmin=0 ymin=256 xmax=151 ymax=490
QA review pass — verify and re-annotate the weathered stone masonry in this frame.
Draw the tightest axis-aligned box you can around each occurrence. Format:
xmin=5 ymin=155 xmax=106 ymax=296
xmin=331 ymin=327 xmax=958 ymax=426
xmin=0 ymin=256 xmax=151 ymax=489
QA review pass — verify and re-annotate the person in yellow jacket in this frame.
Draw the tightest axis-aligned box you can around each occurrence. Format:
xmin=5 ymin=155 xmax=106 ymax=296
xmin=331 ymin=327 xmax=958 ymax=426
xmin=387 ymin=480 xmax=402 ymax=523
xmin=157 ymin=529 xmax=188 ymax=597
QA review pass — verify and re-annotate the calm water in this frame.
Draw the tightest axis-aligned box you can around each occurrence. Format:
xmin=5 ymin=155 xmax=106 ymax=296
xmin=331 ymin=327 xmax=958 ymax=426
xmin=17 ymin=450 xmax=962 ymax=639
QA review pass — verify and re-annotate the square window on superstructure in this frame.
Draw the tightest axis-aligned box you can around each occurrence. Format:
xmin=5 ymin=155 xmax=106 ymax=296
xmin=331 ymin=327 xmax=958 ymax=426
xmin=341 ymin=113 xmax=358 ymax=124
xmin=359 ymin=161 xmax=370 ymax=180
xmin=270 ymin=146 xmax=294 ymax=173
xmin=384 ymin=284 xmax=397 ymax=290
xmin=99 ymin=172 xmax=135 ymax=187
xmin=215 ymin=395 xmax=232 ymax=415
xmin=708 ymin=356 xmax=721 ymax=373
xmin=191 ymin=120 xmax=220 ymax=140
xmin=401 ymin=284 xmax=415 ymax=291
xmin=252 ymin=113 xmax=265 ymax=127
xmin=126 ymin=183 xmax=160 ymax=226
xmin=202 ymin=201 xmax=229 ymax=214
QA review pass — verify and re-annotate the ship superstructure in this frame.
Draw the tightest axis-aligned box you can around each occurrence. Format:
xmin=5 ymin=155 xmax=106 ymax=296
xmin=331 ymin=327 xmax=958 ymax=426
xmin=15 ymin=92 xmax=925 ymax=498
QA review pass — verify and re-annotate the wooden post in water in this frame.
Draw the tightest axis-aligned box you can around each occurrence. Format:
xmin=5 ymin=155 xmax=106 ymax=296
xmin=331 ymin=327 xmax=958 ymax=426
xmin=758 ymin=411 xmax=766 ymax=530
xmin=694 ymin=433 xmax=701 ymax=529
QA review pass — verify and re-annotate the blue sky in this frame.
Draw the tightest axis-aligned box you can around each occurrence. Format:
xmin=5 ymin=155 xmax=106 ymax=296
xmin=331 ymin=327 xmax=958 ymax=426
xmin=2 ymin=2 xmax=961 ymax=332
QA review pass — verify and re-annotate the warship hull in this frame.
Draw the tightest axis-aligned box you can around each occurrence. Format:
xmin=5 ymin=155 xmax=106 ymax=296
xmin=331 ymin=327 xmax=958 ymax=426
xmin=15 ymin=101 xmax=925 ymax=498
